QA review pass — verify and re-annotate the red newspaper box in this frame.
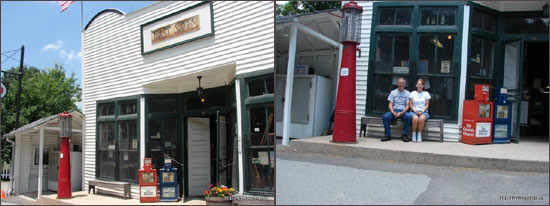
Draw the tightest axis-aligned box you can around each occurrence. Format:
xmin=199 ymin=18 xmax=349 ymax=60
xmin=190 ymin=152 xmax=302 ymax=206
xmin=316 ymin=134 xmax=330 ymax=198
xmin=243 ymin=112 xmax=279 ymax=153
xmin=139 ymin=158 xmax=158 ymax=203
xmin=461 ymin=84 xmax=493 ymax=145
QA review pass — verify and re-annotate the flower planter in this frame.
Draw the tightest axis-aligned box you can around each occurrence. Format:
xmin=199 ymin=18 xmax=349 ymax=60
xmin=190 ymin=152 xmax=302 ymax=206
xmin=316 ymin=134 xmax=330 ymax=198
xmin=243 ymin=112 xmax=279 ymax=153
xmin=205 ymin=196 xmax=232 ymax=205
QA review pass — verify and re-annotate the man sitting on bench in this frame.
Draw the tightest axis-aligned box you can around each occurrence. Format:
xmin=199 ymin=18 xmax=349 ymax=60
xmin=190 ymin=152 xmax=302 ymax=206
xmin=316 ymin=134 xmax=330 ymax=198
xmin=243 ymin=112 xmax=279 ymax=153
xmin=381 ymin=77 xmax=412 ymax=142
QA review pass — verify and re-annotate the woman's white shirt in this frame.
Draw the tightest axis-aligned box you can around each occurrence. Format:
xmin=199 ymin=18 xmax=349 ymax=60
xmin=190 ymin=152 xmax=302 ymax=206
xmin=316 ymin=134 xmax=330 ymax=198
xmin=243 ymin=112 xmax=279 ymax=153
xmin=410 ymin=91 xmax=431 ymax=112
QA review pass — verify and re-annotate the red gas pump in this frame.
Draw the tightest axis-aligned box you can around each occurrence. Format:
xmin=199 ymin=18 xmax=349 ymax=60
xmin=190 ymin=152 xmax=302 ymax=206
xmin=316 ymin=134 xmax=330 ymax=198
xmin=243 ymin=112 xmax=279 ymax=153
xmin=461 ymin=84 xmax=494 ymax=145
xmin=139 ymin=158 xmax=158 ymax=203
xmin=332 ymin=1 xmax=363 ymax=143
xmin=57 ymin=112 xmax=72 ymax=199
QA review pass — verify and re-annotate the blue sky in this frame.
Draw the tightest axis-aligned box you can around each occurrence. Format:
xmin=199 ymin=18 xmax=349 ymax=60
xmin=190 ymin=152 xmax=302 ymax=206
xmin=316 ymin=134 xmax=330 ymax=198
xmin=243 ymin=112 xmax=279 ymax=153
xmin=1 ymin=1 xmax=157 ymax=87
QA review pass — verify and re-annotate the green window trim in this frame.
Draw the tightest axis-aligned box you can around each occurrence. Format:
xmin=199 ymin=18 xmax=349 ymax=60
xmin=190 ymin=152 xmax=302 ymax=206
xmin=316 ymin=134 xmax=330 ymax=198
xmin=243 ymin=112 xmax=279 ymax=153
xmin=367 ymin=2 xmax=464 ymax=122
xmin=95 ymin=95 xmax=141 ymax=184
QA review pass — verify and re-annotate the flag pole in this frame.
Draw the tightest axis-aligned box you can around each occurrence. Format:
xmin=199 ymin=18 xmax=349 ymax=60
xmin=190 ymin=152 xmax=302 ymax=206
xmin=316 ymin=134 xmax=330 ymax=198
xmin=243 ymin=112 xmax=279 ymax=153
xmin=80 ymin=1 xmax=83 ymax=31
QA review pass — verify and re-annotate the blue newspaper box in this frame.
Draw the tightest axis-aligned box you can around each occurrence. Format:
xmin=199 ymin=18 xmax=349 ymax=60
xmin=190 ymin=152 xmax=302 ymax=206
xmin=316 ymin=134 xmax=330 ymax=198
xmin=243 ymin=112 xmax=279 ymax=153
xmin=493 ymin=87 xmax=512 ymax=143
xmin=158 ymin=158 xmax=178 ymax=202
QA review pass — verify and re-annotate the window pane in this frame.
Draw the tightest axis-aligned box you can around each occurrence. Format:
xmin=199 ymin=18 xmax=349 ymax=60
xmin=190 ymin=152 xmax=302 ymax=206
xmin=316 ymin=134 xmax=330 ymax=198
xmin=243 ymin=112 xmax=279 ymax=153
xmin=482 ymin=40 xmax=495 ymax=79
xmin=249 ymin=107 xmax=266 ymax=136
xmin=204 ymin=93 xmax=226 ymax=108
xmin=393 ymin=36 xmax=410 ymax=69
xmin=99 ymin=122 xmax=115 ymax=150
xmin=504 ymin=17 xmax=550 ymax=34
xmin=376 ymin=34 xmax=394 ymax=72
xmin=99 ymin=150 xmax=116 ymax=179
xmin=119 ymin=120 xmax=137 ymax=151
xmin=119 ymin=101 xmax=137 ymax=115
xmin=473 ymin=9 xmax=483 ymax=29
xmin=418 ymin=36 xmax=435 ymax=74
xmin=380 ymin=8 xmax=395 ymax=25
xmin=467 ymin=38 xmax=495 ymax=99
xmin=248 ymin=78 xmax=265 ymax=97
xmin=483 ymin=13 xmax=496 ymax=32
xmin=119 ymin=151 xmax=139 ymax=181
xmin=469 ymin=38 xmax=482 ymax=77
xmin=395 ymin=8 xmax=412 ymax=25
xmin=248 ymin=148 xmax=274 ymax=191
xmin=421 ymin=8 xmax=456 ymax=26
xmin=436 ymin=35 xmax=455 ymax=75
xmin=372 ymin=74 xmax=394 ymax=113
xmin=416 ymin=76 xmax=454 ymax=118
xmin=99 ymin=103 xmax=115 ymax=116
xmin=34 ymin=148 xmax=49 ymax=165
xmin=149 ymin=99 xmax=177 ymax=113
xmin=265 ymin=77 xmax=274 ymax=94
xmin=98 ymin=121 xmax=116 ymax=179
xmin=148 ymin=118 xmax=177 ymax=170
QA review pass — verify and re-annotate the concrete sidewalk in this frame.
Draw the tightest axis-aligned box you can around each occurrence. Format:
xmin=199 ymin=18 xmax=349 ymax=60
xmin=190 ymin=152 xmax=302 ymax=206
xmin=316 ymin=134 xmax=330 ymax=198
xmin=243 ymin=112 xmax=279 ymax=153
xmin=277 ymin=136 xmax=549 ymax=172
xmin=36 ymin=191 xmax=205 ymax=205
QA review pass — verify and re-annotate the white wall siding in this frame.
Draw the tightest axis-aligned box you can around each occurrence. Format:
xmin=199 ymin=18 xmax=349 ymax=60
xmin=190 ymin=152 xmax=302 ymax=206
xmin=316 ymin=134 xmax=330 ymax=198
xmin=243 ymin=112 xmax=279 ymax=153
xmin=356 ymin=1 xmax=374 ymax=135
xmin=82 ymin=1 xmax=273 ymax=199
xmin=17 ymin=134 xmax=31 ymax=193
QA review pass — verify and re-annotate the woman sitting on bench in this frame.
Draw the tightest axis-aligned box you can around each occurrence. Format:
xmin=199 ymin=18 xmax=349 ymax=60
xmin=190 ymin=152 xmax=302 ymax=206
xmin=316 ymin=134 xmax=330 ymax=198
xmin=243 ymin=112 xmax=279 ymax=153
xmin=409 ymin=78 xmax=431 ymax=142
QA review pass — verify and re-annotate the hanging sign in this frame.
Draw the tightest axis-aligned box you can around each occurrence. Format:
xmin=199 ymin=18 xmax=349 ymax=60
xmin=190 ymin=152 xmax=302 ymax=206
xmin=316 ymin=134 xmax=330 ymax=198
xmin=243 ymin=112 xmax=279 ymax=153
xmin=1 ymin=81 xmax=7 ymax=99
xmin=141 ymin=2 xmax=214 ymax=55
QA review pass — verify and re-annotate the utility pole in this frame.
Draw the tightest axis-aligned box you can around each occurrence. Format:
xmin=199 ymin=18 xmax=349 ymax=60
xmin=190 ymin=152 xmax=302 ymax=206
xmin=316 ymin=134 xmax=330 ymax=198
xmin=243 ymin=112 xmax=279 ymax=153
xmin=16 ymin=45 xmax=24 ymax=129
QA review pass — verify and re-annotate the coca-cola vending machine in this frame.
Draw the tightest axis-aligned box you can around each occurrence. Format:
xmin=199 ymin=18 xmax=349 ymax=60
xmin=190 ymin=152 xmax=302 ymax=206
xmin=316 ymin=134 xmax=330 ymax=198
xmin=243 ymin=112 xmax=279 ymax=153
xmin=461 ymin=84 xmax=493 ymax=145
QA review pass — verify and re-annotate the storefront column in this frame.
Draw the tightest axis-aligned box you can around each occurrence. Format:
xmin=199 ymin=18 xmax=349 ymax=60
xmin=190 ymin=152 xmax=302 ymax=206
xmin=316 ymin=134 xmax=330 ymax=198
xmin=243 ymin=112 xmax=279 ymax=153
xmin=140 ymin=96 xmax=146 ymax=169
xmin=37 ymin=127 xmax=44 ymax=199
xmin=235 ymin=79 xmax=244 ymax=194
xmin=282 ymin=22 xmax=298 ymax=146
xmin=458 ymin=5 xmax=470 ymax=128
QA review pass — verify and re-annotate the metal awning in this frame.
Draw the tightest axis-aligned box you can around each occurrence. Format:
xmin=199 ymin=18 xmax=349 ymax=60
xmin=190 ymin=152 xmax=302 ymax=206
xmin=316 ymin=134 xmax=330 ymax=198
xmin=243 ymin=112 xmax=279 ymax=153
xmin=276 ymin=9 xmax=342 ymax=54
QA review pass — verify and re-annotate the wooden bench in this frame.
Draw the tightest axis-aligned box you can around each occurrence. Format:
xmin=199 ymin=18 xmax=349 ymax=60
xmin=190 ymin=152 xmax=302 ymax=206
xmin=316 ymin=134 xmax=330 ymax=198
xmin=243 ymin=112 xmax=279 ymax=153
xmin=88 ymin=179 xmax=131 ymax=199
xmin=360 ymin=116 xmax=444 ymax=142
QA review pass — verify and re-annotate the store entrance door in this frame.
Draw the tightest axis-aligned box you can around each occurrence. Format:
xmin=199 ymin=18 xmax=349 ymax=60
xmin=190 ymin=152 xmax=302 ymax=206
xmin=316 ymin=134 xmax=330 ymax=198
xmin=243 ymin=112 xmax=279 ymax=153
xmin=187 ymin=117 xmax=211 ymax=196
xmin=503 ymin=39 xmax=523 ymax=142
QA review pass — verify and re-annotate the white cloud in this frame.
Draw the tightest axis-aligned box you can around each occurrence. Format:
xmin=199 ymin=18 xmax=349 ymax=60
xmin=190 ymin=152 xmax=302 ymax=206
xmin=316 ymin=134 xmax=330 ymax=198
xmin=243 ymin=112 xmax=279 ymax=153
xmin=60 ymin=49 xmax=81 ymax=61
xmin=42 ymin=40 xmax=63 ymax=52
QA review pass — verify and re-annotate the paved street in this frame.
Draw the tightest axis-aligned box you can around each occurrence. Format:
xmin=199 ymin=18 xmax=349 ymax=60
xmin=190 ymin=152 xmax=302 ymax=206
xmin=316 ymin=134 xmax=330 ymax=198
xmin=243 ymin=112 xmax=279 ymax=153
xmin=276 ymin=152 xmax=549 ymax=205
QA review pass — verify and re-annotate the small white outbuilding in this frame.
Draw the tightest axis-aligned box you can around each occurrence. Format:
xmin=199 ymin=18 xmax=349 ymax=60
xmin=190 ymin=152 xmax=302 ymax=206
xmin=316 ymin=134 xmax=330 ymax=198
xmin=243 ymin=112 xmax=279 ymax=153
xmin=3 ymin=110 xmax=83 ymax=199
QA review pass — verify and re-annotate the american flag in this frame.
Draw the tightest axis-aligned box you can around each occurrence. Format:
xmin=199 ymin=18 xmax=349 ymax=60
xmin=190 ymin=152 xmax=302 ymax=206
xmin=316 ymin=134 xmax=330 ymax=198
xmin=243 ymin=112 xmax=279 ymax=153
xmin=59 ymin=1 xmax=75 ymax=12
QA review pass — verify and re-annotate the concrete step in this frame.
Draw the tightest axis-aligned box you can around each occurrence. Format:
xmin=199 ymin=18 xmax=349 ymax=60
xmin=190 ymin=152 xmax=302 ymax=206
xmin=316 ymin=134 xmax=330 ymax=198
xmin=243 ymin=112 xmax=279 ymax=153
xmin=278 ymin=136 xmax=549 ymax=173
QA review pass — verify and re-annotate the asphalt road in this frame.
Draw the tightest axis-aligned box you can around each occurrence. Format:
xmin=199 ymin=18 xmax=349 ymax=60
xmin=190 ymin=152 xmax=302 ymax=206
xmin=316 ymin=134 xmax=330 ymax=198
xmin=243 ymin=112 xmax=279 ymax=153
xmin=276 ymin=152 xmax=549 ymax=205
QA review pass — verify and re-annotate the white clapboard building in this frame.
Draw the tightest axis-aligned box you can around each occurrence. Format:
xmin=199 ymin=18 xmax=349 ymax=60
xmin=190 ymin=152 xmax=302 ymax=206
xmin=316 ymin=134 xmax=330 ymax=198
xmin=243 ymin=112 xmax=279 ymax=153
xmin=82 ymin=1 xmax=274 ymax=199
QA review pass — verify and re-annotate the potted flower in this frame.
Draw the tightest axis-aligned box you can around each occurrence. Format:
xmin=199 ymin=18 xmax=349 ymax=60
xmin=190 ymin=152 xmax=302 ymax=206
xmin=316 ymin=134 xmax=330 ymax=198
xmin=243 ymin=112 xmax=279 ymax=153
xmin=203 ymin=184 xmax=237 ymax=205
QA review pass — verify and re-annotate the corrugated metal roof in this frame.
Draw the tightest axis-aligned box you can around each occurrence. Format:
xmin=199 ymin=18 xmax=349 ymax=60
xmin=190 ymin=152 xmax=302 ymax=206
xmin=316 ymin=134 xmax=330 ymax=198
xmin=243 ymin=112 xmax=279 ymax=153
xmin=3 ymin=110 xmax=83 ymax=137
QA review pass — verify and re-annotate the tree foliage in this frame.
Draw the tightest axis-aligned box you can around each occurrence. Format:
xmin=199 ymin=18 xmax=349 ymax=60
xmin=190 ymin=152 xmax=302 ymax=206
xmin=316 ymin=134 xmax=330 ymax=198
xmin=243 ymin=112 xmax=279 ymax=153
xmin=276 ymin=1 xmax=341 ymax=16
xmin=1 ymin=64 xmax=81 ymax=163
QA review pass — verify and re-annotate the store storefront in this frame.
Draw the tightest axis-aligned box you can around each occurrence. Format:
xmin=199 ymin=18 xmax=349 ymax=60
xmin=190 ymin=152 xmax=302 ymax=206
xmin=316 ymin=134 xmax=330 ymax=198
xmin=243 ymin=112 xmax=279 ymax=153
xmin=277 ymin=1 xmax=548 ymax=143
xmin=82 ymin=1 xmax=274 ymax=199
xmin=364 ymin=1 xmax=548 ymax=141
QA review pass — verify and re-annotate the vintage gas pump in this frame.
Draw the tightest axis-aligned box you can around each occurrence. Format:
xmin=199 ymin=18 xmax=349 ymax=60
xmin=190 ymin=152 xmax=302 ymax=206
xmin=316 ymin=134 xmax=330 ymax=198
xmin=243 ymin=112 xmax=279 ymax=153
xmin=461 ymin=84 xmax=494 ymax=145
xmin=159 ymin=158 xmax=178 ymax=202
xmin=493 ymin=87 xmax=512 ymax=143
xmin=139 ymin=158 xmax=158 ymax=203
xmin=57 ymin=112 xmax=72 ymax=199
xmin=332 ymin=1 xmax=363 ymax=143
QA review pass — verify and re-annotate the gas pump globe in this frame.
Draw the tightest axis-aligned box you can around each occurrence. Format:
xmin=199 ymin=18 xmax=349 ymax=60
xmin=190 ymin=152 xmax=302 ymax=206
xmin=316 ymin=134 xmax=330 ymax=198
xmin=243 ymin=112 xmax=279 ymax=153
xmin=339 ymin=2 xmax=363 ymax=44
xmin=58 ymin=111 xmax=72 ymax=199
xmin=332 ymin=1 xmax=363 ymax=143
xmin=59 ymin=112 xmax=72 ymax=137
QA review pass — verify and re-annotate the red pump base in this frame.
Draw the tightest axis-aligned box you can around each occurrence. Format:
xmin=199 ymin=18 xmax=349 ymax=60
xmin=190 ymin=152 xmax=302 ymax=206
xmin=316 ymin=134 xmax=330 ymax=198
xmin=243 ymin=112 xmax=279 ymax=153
xmin=332 ymin=42 xmax=359 ymax=144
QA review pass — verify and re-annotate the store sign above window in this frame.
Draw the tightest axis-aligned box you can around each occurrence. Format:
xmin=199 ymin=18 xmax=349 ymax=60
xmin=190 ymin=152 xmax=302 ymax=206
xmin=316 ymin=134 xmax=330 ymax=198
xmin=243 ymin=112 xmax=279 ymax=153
xmin=140 ymin=1 xmax=214 ymax=55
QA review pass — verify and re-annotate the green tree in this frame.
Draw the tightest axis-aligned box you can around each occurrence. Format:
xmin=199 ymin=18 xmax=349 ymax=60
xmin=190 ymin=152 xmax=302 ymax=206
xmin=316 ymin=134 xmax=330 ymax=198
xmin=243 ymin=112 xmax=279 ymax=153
xmin=1 ymin=64 xmax=81 ymax=163
xmin=276 ymin=1 xmax=341 ymax=16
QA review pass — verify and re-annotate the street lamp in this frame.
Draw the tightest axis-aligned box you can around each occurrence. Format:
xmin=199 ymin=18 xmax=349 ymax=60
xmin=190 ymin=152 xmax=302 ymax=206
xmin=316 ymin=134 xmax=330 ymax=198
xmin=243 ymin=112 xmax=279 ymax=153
xmin=332 ymin=1 xmax=363 ymax=143
xmin=58 ymin=111 xmax=72 ymax=199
